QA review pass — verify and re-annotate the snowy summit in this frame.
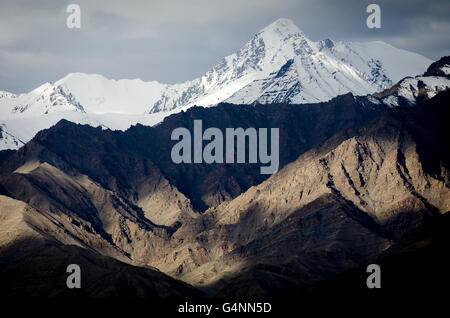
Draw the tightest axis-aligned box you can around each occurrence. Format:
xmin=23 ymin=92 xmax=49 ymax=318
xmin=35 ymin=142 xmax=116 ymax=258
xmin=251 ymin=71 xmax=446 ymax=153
xmin=0 ymin=18 xmax=440 ymax=150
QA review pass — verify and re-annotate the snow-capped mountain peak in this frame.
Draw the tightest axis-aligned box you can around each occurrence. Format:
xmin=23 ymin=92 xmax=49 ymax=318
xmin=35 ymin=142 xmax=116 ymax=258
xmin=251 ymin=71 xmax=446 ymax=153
xmin=0 ymin=18 xmax=432 ymax=118
xmin=149 ymin=19 xmax=317 ymax=113
xmin=260 ymin=18 xmax=303 ymax=35
xmin=0 ymin=18 xmax=441 ymax=151
xmin=225 ymin=34 xmax=432 ymax=105
xmin=256 ymin=18 xmax=307 ymax=46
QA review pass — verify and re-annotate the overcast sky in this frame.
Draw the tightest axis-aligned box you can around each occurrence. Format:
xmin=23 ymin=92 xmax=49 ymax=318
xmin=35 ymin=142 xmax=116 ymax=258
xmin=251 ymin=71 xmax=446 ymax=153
xmin=0 ymin=0 xmax=449 ymax=93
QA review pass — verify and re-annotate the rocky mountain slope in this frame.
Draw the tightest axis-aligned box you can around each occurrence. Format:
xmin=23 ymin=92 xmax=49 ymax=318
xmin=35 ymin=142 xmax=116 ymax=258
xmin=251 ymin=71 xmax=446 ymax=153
xmin=0 ymin=193 xmax=201 ymax=298
xmin=0 ymin=92 xmax=388 ymax=213
xmin=0 ymin=85 xmax=448 ymax=297
xmin=199 ymin=93 xmax=449 ymax=294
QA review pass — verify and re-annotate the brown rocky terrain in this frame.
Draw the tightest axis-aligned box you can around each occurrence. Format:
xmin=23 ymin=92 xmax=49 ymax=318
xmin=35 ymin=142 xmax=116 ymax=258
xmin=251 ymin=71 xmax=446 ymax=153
xmin=0 ymin=194 xmax=201 ymax=298
xmin=161 ymin=91 xmax=449 ymax=294
xmin=0 ymin=80 xmax=448 ymax=298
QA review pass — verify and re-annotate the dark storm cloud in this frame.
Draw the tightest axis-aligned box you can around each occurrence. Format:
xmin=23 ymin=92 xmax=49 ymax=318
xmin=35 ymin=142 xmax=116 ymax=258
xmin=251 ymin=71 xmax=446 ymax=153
xmin=0 ymin=0 xmax=449 ymax=93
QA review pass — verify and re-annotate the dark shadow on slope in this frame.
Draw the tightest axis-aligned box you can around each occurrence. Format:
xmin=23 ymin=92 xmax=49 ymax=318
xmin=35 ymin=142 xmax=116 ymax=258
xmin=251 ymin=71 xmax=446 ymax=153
xmin=0 ymin=94 xmax=388 ymax=213
xmin=0 ymin=239 xmax=202 ymax=299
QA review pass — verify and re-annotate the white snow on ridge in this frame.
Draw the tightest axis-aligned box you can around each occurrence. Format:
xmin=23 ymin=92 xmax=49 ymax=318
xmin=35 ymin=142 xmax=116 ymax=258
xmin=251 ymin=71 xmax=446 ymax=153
xmin=379 ymin=76 xmax=450 ymax=107
xmin=55 ymin=73 xmax=167 ymax=114
xmin=226 ymin=38 xmax=432 ymax=105
xmin=341 ymin=41 xmax=432 ymax=83
xmin=0 ymin=18 xmax=432 ymax=119
xmin=0 ymin=91 xmax=17 ymax=99
xmin=0 ymin=73 xmax=168 ymax=120
xmin=0 ymin=18 xmax=434 ymax=119
xmin=0 ymin=18 xmax=441 ymax=150
xmin=0 ymin=82 xmax=84 ymax=120
xmin=151 ymin=18 xmax=311 ymax=113
xmin=0 ymin=106 xmax=191 ymax=151
xmin=0 ymin=123 xmax=25 ymax=149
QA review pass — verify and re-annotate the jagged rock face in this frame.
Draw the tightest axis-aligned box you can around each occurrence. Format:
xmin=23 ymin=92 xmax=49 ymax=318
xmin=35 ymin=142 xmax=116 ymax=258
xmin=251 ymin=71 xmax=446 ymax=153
xmin=0 ymin=90 xmax=448 ymax=297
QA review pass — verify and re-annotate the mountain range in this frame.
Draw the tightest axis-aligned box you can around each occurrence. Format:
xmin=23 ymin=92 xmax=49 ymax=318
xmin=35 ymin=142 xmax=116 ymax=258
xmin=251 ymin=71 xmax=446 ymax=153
xmin=0 ymin=56 xmax=449 ymax=299
xmin=0 ymin=16 xmax=449 ymax=305
xmin=1 ymin=18 xmax=444 ymax=151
